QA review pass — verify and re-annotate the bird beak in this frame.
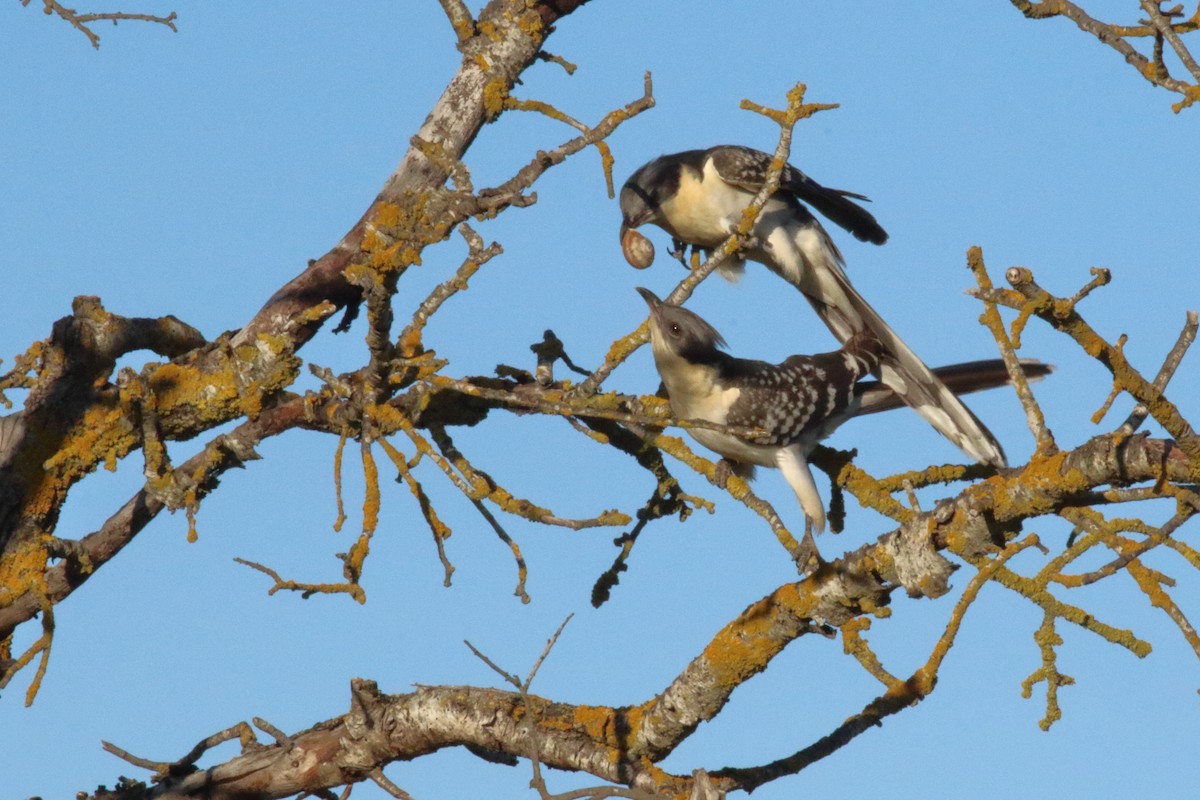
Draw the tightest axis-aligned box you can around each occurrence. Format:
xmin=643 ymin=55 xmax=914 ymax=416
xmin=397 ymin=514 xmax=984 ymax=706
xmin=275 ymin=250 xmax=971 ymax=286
xmin=619 ymin=221 xmax=631 ymax=244
xmin=636 ymin=286 xmax=662 ymax=315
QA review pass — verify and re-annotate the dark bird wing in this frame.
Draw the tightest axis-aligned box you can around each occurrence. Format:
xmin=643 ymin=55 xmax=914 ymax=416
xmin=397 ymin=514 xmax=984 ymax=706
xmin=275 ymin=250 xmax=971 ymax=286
xmin=723 ymin=344 xmax=877 ymax=447
xmin=706 ymin=145 xmax=889 ymax=245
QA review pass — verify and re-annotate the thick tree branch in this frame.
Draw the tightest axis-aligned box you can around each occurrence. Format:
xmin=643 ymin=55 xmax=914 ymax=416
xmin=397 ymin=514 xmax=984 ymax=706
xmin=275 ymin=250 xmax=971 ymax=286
xmin=77 ymin=421 xmax=1200 ymax=797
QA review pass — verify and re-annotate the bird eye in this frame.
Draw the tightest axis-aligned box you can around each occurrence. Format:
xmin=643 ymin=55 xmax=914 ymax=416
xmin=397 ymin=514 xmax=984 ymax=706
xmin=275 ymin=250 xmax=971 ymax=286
xmin=669 ymin=323 xmax=681 ymax=336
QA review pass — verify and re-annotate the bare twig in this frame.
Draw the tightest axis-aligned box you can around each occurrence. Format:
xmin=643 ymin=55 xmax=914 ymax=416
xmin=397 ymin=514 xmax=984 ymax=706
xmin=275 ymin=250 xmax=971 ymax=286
xmin=33 ymin=1 xmax=177 ymax=49
xmin=252 ymin=717 xmax=291 ymax=747
xmin=468 ymin=498 xmax=530 ymax=603
xmin=1119 ymin=310 xmax=1198 ymax=434
xmin=233 ymin=557 xmax=365 ymax=603
xmin=370 ymin=768 xmax=415 ymax=800
xmin=101 ymin=739 xmax=169 ymax=772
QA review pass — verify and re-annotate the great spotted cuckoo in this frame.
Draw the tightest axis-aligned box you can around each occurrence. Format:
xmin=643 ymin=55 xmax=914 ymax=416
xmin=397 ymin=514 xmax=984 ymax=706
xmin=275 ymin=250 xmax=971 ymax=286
xmin=637 ymin=288 xmax=1051 ymax=533
xmin=619 ymin=145 xmax=1009 ymax=468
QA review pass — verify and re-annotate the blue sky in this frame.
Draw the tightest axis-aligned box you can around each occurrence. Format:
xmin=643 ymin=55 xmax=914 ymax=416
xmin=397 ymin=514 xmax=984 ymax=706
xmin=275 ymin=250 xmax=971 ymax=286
xmin=3 ymin=2 xmax=1199 ymax=798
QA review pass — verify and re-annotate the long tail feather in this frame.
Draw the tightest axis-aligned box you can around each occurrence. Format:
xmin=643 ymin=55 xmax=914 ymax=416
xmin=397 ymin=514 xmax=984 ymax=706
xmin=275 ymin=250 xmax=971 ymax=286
xmin=801 ymin=262 xmax=1011 ymax=467
xmin=855 ymin=359 xmax=1053 ymax=416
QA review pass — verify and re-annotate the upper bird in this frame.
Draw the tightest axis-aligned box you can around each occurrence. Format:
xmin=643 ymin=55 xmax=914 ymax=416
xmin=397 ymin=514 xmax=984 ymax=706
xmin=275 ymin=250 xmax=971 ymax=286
xmin=619 ymin=144 xmax=1008 ymax=468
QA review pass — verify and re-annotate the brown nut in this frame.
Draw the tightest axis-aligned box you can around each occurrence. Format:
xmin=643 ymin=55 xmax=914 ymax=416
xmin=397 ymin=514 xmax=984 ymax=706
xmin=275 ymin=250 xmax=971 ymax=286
xmin=621 ymin=228 xmax=655 ymax=269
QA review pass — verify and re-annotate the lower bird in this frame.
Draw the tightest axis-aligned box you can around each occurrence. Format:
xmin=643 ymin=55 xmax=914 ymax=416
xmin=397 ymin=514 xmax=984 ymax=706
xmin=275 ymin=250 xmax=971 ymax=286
xmin=637 ymin=287 xmax=1050 ymax=533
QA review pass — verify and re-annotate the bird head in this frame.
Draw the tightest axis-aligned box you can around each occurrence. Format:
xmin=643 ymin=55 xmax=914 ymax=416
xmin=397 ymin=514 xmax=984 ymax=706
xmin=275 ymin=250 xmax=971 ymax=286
xmin=618 ymin=160 xmax=670 ymax=236
xmin=636 ymin=287 xmax=727 ymax=367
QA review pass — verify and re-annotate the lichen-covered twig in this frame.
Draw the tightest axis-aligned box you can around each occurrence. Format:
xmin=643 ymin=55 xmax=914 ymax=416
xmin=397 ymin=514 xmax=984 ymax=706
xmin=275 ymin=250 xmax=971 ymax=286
xmin=0 ymin=596 xmax=53 ymax=706
xmin=1004 ymin=265 xmax=1200 ymax=462
xmin=504 ymin=97 xmax=619 ymax=197
xmin=475 ymin=72 xmax=655 ymax=218
xmin=1008 ymin=0 xmax=1200 ymax=110
xmin=428 ymin=423 xmax=630 ymax=530
xmin=1020 ymin=611 xmax=1074 ymax=730
xmin=967 ymin=247 xmax=1057 ymax=454
xmin=397 ymin=223 xmax=502 ymax=359
xmin=376 ymin=436 xmax=457 ymax=589
xmin=1052 ymin=505 xmax=1195 ymax=588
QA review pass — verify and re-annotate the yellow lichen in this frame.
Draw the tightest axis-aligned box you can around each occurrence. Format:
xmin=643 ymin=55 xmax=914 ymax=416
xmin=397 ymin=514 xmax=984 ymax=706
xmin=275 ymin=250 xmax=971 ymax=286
xmin=482 ymin=78 xmax=511 ymax=120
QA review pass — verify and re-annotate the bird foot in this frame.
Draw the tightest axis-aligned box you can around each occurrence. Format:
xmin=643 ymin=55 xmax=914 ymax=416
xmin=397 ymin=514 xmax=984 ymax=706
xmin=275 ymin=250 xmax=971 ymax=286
xmin=724 ymin=224 xmax=763 ymax=252
xmin=795 ymin=520 xmax=823 ymax=578
xmin=669 ymin=238 xmax=690 ymax=267
xmin=713 ymin=458 xmax=735 ymax=490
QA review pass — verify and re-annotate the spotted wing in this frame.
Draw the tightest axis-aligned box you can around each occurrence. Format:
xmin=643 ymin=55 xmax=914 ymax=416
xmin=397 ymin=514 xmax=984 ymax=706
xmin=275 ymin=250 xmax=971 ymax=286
xmin=723 ymin=351 xmax=865 ymax=449
xmin=706 ymin=144 xmax=888 ymax=245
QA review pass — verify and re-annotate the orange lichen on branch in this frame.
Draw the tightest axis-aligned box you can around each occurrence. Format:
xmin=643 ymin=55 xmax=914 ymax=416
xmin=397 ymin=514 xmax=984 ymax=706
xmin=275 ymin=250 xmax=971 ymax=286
xmin=144 ymin=337 xmax=300 ymax=424
xmin=482 ymin=77 xmax=511 ymax=119
xmin=360 ymin=192 xmax=464 ymax=276
xmin=959 ymin=550 xmax=1151 ymax=659
xmin=569 ymin=703 xmax=620 ymax=744
xmin=504 ymin=96 xmax=619 ymax=197
xmin=828 ymin=457 xmax=916 ymax=524
xmin=332 ymin=431 xmax=348 ymax=533
xmin=34 ymin=401 xmax=135 ymax=517
xmin=968 ymin=248 xmax=1056 ymax=454
xmin=0 ymin=537 xmax=58 ymax=704
xmin=698 ymin=582 xmax=824 ymax=689
xmin=0 ymin=538 xmax=51 ymax=613
xmin=377 ymin=436 xmax=456 ymax=587
xmin=337 ymin=440 xmax=381 ymax=595
xmin=840 ymin=617 xmax=901 ymax=690
xmin=1020 ymin=612 xmax=1075 ymax=730
xmin=870 ymin=461 xmax=983 ymax=492
xmin=1172 ymin=83 xmax=1200 ymax=112
xmin=739 ymin=82 xmax=838 ymax=130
